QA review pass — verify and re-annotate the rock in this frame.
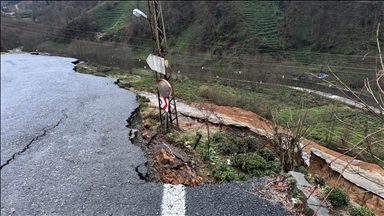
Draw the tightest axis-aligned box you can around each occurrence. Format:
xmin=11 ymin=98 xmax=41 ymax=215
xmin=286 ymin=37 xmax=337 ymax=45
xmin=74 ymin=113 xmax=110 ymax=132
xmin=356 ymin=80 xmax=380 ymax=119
xmin=129 ymin=87 xmax=135 ymax=92
xmin=160 ymin=149 xmax=171 ymax=164
xmin=206 ymin=172 xmax=211 ymax=177
xmin=168 ymin=157 xmax=175 ymax=166
xmin=287 ymin=171 xmax=329 ymax=216
xmin=142 ymin=131 xmax=149 ymax=139
xmin=162 ymin=143 xmax=190 ymax=163
xmin=136 ymin=163 xmax=147 ymax=180
xmin=116 ymin=80 xmax=130 ymax=88
xmin=130 ymin=129 xmax=138 ymax=140
xmin=143 ymin=119 xmax=152 ymax=128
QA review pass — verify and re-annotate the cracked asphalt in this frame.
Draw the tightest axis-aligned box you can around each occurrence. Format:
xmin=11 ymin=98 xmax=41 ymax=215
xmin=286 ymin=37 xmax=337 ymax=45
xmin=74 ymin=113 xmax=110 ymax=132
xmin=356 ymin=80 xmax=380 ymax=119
xmin=1 ymin=53 xmax=290 ymax=215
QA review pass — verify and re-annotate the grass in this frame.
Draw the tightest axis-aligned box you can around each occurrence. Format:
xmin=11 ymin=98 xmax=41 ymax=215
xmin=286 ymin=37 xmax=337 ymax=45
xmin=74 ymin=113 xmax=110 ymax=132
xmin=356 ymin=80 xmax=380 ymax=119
xmin=276 ymin=104 xmax=384 ymax=165
xmin=88 ymin=0 xmax=142 ymax=33
xmin=173 ymin=28 xmax=192 ymax=53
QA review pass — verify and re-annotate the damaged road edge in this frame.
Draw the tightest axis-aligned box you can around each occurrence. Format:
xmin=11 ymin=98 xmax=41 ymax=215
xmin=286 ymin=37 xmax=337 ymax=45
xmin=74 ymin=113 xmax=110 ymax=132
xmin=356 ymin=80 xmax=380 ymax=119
xmin=126 ymin=99 xmax=161 ymax=183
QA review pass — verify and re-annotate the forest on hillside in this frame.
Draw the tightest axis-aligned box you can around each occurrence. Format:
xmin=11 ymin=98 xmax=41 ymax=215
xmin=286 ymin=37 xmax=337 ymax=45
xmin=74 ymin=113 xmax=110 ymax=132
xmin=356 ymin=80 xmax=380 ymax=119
xmin=2 ymin=1 xmax=383 ymax=55
xmin=2 ymin=1 xmax=383 ymax=92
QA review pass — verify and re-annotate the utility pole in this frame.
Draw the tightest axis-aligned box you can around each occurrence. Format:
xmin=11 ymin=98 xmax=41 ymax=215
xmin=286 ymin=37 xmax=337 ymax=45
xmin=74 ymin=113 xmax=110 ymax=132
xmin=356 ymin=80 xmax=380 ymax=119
xmin=147 ymin=0 xmax=179 ymax=129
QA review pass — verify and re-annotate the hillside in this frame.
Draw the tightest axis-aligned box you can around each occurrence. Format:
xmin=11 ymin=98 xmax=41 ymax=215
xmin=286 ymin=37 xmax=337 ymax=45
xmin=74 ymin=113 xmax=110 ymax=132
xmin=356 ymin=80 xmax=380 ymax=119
xmin=1 ymin=1 xmax=383 ymax=89
xmin=93 ymin=1 xmax=384 ymax=54
xmin=2 ymin=1 xmax=383 ymax=54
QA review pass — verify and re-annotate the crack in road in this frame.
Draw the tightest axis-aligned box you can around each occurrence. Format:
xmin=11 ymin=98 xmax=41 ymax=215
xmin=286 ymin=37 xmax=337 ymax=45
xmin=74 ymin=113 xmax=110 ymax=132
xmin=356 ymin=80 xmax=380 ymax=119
xmin=0 ymin=111 xmax=68 ymax=170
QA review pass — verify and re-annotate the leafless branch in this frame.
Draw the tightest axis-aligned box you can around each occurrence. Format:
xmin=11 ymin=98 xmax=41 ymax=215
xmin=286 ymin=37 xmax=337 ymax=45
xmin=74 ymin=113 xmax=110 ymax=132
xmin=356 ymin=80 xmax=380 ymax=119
xmin=313 ymin=138 xmax=384 ymax=216
xmin=376 ymin=23 xmax=383 ymax=71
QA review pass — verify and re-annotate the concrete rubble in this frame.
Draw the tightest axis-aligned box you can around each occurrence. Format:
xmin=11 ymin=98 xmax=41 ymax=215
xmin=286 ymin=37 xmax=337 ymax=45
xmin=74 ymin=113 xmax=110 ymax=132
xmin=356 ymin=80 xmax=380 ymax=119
xmin=288 ymin=171 xmax=329 ymax=216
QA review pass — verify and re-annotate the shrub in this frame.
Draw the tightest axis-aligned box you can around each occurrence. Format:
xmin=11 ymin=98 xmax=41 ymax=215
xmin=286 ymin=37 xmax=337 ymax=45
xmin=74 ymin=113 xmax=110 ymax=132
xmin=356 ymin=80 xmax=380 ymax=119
xmin=214 ymin=133 xmax=239 ymax=155
xmin=297 ymin=166 xmax=309 ymax=177
xmin=258 ymin=147 xmax=275 ymax=161
xmin=212 ymin=159 xmax=247 ymax=182
xmin=231 ymin=153 xmax=271 ymax=177
xmin=349 ymin=206 xmax=375 ymax=216
xmin=324 ymin=187 xmax=350 ymax=207
xmin=198 ymin=85 xmax=220 ymax=103
xmin=212 ymin=131 xmax=260 ymax=155
xmin=266 ymin=161 xmax=281 ymax=173
xmin=234 ymin=153 xmax=266 ymax=173
xmin=243 ymin=136 xmax=260 ymax=152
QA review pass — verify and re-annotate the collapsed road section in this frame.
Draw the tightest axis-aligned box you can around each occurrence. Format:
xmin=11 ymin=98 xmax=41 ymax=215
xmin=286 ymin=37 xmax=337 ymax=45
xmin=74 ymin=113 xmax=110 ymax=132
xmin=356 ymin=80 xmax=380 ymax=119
xmin=126 ymin=99 xmax=204 ymax=186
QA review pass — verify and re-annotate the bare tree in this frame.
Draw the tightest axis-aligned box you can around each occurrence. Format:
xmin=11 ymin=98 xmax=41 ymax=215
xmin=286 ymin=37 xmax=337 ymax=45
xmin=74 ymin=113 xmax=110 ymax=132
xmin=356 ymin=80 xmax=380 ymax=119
xmin=270 ymin=105 xmax=316 ymax=172
xmin=194 ymin=103 xmax=216 ymax=161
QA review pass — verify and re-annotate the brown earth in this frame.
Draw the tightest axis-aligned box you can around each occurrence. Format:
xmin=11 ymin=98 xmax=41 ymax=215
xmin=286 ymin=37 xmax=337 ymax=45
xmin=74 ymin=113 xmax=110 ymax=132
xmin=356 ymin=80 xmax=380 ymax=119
xmin=152 ymin=148 xmax=204 ymax=186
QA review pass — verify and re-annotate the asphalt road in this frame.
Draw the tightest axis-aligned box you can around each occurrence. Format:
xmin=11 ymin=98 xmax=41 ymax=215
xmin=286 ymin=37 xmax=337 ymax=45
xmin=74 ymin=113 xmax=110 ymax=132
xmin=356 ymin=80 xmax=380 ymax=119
xmin=1 ymin=53 xmax=290 ymax=216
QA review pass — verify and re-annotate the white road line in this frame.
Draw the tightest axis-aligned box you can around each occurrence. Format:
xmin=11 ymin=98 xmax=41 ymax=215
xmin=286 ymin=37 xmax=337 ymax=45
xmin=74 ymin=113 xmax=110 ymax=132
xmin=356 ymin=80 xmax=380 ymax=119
xmin=161 ymin=184 xmax=186 ymax=216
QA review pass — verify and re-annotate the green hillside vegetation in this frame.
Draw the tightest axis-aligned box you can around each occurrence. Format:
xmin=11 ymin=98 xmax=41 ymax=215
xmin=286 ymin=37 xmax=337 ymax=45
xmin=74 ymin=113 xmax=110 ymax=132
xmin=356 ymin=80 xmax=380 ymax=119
xmin=242 ymin=1 xmax=283 ymax=49
xmin=173 ymin=28 xmax=192 ymax=53
xmin=89 ymin=1 xmax=136 ymax=33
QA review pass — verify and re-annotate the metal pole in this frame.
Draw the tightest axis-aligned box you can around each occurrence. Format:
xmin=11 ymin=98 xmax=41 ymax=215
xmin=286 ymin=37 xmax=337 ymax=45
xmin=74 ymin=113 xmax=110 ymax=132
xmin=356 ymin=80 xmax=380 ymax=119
xmin=146 ymin=0 xmax=178 ymax=130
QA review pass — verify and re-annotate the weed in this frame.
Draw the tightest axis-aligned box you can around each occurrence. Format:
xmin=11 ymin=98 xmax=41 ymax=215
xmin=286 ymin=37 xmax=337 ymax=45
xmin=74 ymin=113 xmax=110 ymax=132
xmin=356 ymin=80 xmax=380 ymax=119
xmin=137 ymin=94 xmax=149 ymax=112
